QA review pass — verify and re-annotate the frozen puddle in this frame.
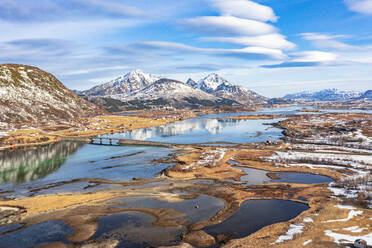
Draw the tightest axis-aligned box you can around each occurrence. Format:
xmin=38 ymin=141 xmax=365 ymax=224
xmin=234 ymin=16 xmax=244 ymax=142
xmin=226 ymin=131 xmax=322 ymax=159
xmin=234 ymin=167 xmax=333 ymax=185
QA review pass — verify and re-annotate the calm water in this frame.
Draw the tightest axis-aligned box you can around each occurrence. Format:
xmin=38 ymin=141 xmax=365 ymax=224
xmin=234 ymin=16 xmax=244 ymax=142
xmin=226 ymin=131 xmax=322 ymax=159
xmin=0 ymin=220 xmax=73 ymax=248
xmin=103 ymin=117 xmax=286 ymax=144
xmin=204 ymin=199 xmax=309 ymax=239
xmin=91 ymin=211 xmax=186 ymax=248
xmin=104 ymin=106 xmax=353 ymax=144
xmin=0 ymin=142 xmax=173 ymax=197
xmin=111 ymin=194 xmax=226 ymax=225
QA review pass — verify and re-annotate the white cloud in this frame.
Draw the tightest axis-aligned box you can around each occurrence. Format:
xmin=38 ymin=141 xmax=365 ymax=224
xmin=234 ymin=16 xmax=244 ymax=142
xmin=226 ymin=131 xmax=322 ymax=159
xmin=292 ymin=51 xmax=338 ymax=63
xmin=184 ymin=16 xmax=276 ymax=36
xmin=209 ymin=0 xmax=278 ymax=22
xmin=133 ymin=41 xmax=286 ymax=60
xmin=201 ymin=34 xmax=296 ymax=50
xmin=0 ymin=19 xmax=143 ymax=42
xmin=344 ymin=0 xmax=372 ymax=14
xmin=301 ymin=32 xmax=358 ymax=51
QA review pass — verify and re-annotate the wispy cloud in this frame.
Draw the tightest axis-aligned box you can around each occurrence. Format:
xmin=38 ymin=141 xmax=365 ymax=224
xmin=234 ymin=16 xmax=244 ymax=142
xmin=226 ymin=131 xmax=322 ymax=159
xmin=200 ymin=34 xmax=296 ymax=50
xmin=291 ymin=51 xmax=338 ymax=62
xmin=0 ymin=19 xmax=144 ymax=43
xmin=300 ymin=32 xmax=359 ymax=51
xmin=0 ymin=0 xmax=146 ymax=22
xmin=183 ymin=16 xmax=276 ymax=36
xmin=208 ymin=0 xmax=278 ymax=22
xmin=126 ymin=41 xmax=286 ymax=60
xmin=344 ymin=0 xmax=372 ymax=14
xmin=262 ymin=51 xmax=338 ymax=68
xmin=261 ymin=62 xmax=319 ymax=68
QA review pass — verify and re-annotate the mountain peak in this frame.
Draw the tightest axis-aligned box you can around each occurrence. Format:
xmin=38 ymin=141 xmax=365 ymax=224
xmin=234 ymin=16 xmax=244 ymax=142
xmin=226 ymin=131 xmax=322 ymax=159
xmin=81 ymin=69 xmax=161 ymax=96
xmin=196 ymin=73 xmax=228 ymax=93
xmin=187 ymin=73 xmax=267 ymax=105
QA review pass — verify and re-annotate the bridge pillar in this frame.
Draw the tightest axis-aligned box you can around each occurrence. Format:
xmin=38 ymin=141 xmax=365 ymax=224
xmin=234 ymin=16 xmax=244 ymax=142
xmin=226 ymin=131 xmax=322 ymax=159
xmin=100 ymin=138 xmax=102 ymax=145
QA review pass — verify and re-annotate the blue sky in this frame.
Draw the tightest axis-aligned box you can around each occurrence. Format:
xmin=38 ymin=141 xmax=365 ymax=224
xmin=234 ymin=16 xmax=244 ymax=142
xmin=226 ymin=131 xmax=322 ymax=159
xmin=0 ymin=0 xmax=372 ymax=97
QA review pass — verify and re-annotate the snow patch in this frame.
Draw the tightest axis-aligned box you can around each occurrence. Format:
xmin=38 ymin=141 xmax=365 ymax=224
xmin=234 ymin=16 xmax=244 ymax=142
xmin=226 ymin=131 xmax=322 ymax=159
xmin=324 ymin=229 xmax=372 ymax=244
xmin=274 ymin=224 xmax=304 ymax=243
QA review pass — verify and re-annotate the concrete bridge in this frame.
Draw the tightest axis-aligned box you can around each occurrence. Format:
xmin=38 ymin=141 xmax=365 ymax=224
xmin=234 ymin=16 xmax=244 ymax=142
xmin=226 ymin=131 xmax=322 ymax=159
xmin=89 ymin=137 xmax=121 ymax=146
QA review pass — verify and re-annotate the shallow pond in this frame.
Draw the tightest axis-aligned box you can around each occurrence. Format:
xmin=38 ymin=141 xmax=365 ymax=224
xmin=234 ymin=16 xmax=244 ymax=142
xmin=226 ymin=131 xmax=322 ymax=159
xmin=111 ymin=194 xmax=226 ymax=225
xmin=0 ymin=142 xmax=173 ymax=197
xmin=204 ymin=199 xmax=309 ymax=239
xmin=0 ymin=220 xmax=73 ymax=248
xmin=91 ymin=211 xmax=186 ymax=247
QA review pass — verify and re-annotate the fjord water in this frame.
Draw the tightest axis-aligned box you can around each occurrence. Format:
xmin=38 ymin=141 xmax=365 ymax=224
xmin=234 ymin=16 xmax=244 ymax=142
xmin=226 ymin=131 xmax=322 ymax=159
xmin=106 ymin=106 xmax=353 ymax=144
xmin=103 ymin=107 xmax=307 ymax=144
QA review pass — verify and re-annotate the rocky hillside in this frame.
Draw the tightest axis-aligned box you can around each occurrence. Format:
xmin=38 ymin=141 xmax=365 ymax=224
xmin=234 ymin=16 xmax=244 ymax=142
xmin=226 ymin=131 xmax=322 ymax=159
xmin=0 ymin=64 xmax=106 ymax=128
xmin=187 ymin=73 xmax=267 ymax=105
xmin=284 ymin=89 xmax=363 ymax=102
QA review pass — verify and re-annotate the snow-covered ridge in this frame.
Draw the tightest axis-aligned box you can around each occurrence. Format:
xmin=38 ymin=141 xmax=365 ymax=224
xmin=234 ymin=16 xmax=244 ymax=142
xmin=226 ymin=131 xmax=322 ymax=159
xmin=284 ymin=88 xmax=364 ymax=102
xmin=111 ymin=78 xmax=219 ymax=102
xmin=80 ymin=69 xmax=161 ymax=96
xmin=187 ymin=73 xmax=267 ymax=105
xmin=81 ymin=70 xmax=267 ymax=107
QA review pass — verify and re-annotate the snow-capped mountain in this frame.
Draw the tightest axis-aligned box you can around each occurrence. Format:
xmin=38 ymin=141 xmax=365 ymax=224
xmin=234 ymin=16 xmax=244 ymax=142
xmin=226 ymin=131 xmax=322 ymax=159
xmin=190 ymin=73 xmax=229 ymax=93
xmin=115 ymin=78 xmax=217 ymax=101
xmin=108 ymin=78 xmax=238 ymax=109
xmin=187 ymin=73 xmax=267 ymax=104
xmin=284 ymin=89 xmax=363 ymax=102
xmin=0 ymin=64 xmax=105 ymax=128
xmin=80 ymin=69 xmax=161 ymax=96
xmin=360 ymin=90 xmax=372 ymax=99
xmin=81 ymin=70 xmax=268 ymax=111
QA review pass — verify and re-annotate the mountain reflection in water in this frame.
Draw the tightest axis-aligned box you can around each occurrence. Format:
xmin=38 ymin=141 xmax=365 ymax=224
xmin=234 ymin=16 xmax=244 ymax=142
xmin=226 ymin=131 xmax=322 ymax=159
xmin=106 ymin=116 xmax=283 ymax=144
xmin=129 ymin=118 xmax=226 ymax=140
xmin=0 ymin=142 xmax=82 ymax=184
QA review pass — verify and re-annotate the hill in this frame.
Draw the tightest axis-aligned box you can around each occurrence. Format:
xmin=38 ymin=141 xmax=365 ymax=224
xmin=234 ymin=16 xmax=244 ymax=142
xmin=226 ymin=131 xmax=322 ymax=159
xmin=0 ymin=64 xmax=105 ymax=128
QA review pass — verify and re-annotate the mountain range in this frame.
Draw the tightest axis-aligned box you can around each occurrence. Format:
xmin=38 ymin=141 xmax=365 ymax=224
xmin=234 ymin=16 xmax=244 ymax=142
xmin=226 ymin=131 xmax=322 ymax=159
xmin=186 ymin=73 xmax=267 ymax=105
xmin=283 ymin=88 xmax=364 ymax=102
xmin=79 ymin=70 xmax=267 ymax=111
xmin=0 ymin=64 xmax=105 ymax=128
